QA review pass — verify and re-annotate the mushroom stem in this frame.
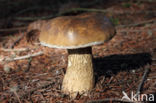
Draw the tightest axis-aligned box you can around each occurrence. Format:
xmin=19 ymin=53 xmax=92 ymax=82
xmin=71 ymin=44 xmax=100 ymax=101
xmin=62 ymin=47 xmax=94 ymax=98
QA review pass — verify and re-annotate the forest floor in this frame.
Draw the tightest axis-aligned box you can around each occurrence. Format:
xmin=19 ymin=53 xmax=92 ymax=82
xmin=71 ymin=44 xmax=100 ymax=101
xmin=0 ymin=0 xmax=156 ymax=103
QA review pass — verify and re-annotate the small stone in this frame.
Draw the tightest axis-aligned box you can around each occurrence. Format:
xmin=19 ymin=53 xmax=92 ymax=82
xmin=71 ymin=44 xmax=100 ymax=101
xmin=131 ymin=70 xmax=136 ymax=73
xmin=3 ymin=65 xmax=11 ymax=73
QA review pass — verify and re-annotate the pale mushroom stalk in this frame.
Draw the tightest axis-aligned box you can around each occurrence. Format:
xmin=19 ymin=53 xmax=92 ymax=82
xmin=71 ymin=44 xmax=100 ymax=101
xmin=62 ymin=47 xmax=94 ymax=97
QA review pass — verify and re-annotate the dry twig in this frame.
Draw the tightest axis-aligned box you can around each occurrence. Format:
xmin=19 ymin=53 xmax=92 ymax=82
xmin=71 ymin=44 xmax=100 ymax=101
xmin=14 ymin=8 xmax=156 ymax=21
xmin=13 ymin=91 xmax=22 ymax=103
xmin=136 ymin=66 xmax=150 ymax=96
xmin=1 ymin=48 xmax=29 ymax=52
xmin=116 ymin=19 xmax=156 ymax=28
xmin=0 ymin=27 xmax=26 ymax=32
xmin=0 ymin=51 xmax=43 ymax=62
xmin=9 ymin=32 xmax=25 ymax=48
xmin=117 ymin=28 xmax=156 ymax=33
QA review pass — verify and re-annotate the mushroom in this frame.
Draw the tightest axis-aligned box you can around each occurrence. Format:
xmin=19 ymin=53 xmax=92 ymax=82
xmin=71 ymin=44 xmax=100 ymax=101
xmin=39 ymin=13 xmax=116 ymax=98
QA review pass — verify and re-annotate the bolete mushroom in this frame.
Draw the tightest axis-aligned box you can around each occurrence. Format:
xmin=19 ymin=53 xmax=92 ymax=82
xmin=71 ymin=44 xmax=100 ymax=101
xmin=39 ymin=13 xmax=116 ymax=98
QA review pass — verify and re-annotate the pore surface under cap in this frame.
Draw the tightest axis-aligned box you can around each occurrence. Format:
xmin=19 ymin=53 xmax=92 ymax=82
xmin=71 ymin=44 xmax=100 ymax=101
xmin=39 ymin=13 xmax=115 ymax=49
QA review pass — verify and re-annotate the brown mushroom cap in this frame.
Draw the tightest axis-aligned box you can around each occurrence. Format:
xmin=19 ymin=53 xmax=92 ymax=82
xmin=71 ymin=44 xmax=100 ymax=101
xmin=39 ymin=13 xmax=115 ymax=49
